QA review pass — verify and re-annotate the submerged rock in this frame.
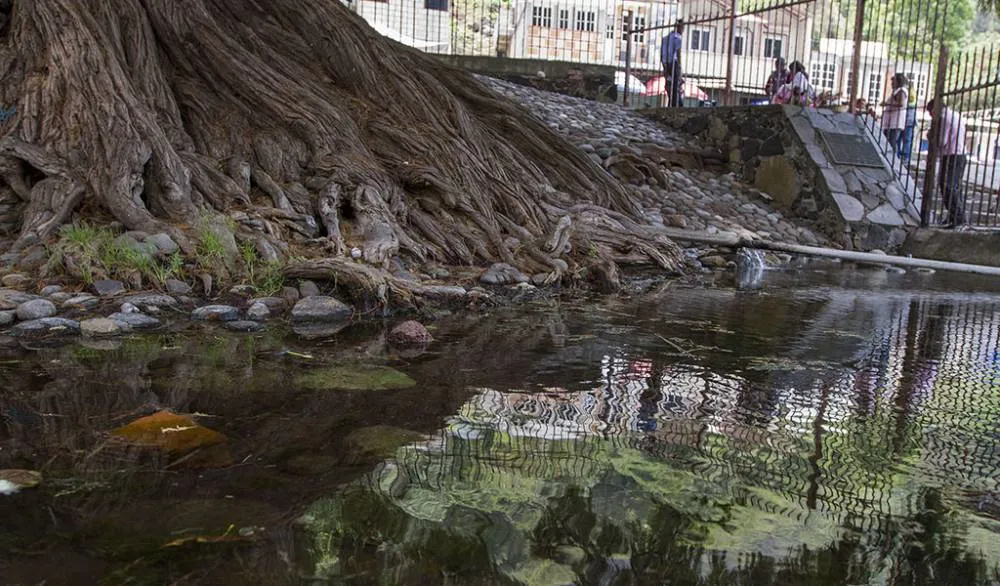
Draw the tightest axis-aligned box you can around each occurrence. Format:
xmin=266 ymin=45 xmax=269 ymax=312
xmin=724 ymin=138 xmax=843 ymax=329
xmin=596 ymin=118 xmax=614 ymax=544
xmin=111 ymin=410 xmax=231 ymax=468
xmin=291 ymin=296 xmax=352 ymax=322
xmin=295 ymin=364 xmax=416 ymax=391
xmin=388 ymin=321 xmax=433 ymax=346
xmin=0 ymin=469 xmax=42 ymax=495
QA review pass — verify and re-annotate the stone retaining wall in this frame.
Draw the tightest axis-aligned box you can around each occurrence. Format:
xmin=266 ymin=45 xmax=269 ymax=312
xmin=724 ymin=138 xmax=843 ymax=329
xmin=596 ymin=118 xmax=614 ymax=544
xmin=643 ymin=105 xmax=921 ymax=251
xmin=437 ymin=55 xmax=616 ymax=102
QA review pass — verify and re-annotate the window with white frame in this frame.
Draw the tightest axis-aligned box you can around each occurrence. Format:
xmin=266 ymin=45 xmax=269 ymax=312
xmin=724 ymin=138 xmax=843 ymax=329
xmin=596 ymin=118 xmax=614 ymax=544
xmin=605 ymin=21 xmax=615 ymax=39
xmin=573 ymin=10 xmax=595 ymax=32
xmin=558 ymin=9 xmax=569 ymax=29
xmin=810 ymin=62 xmax=836 ymax=92
xmin=867 ymin=71 xmax=883 ymax=104
xmin=905 ymin=71 xmax=927 ymax=101
xmin=633 ymin=16 xmax=645 ymax=42
xmin=531 ymin=6 xmax=552 ymax=27
xmin=733 ymin=35 xmax=745 ymax=56
xmin=690 ymin=29 xmax=711 ymax=51
xmin=763 ymin=37 xmax=783 ymax=59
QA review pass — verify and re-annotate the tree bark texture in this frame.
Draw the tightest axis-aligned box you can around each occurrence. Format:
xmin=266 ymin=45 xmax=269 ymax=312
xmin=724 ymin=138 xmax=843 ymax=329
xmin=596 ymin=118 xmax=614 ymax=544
xmin=0 ymin=0 xmax=681 ymax=295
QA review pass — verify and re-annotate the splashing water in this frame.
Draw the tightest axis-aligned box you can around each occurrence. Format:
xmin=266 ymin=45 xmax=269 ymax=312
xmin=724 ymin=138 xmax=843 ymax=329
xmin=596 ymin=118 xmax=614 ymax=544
xmin=736 ymin=247 xmax=766 ymax=290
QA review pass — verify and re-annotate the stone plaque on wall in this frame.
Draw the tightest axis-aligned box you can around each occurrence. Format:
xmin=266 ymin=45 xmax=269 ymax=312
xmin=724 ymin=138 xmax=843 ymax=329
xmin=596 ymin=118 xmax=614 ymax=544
xmin=817 ymin=130 xmax=885 ymax=168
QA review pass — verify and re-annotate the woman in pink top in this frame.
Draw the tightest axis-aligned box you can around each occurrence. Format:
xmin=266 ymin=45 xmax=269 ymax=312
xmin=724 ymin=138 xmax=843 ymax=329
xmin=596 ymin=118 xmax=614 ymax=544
xmin=881 ymin=74 xmax=908 ymax=159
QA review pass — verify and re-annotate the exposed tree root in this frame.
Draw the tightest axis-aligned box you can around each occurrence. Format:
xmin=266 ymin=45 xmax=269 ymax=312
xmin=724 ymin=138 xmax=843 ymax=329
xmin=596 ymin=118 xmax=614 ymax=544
xmin=0 ymin=0 xmax=683 ymax=306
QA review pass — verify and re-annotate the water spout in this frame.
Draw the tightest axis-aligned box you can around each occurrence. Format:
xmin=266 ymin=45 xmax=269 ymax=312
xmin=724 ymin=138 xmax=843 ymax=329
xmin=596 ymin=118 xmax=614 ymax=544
xmin=735 ymin=247 xmax=766 ymax=291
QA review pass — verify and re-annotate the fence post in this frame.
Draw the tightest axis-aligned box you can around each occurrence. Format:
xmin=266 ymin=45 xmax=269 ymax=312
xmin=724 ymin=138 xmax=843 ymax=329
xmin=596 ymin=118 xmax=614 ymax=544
xmin=921 ymin=43 xmax=950 ymax=226
xmin=624 ymin=10 xmax=633 ymax=107
xmin=724 ymin=0 xmax=737 ymax=106
xmin=848 ymin=0 xmax=865 ymax=113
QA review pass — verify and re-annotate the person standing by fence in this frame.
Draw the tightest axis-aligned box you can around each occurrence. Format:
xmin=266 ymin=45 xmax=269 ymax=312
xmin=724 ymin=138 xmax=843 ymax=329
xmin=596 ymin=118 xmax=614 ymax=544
xmin=660 ymin=19 xmax=684 ymax=108
xmin=901 ymin=89 xmax=918 ymax=166
xmin=764 ymin=57 xmax=788 ymax=103
xmin=881 ymin=74 xmax=908 ymax=159
xmin=927 ymin=99 xmax=968 ymax=229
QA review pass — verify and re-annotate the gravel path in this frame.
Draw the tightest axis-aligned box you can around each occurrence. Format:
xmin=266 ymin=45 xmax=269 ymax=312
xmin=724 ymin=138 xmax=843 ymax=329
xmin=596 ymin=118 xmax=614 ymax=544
xmin=481 ymin=77 xmax=826 ymax=247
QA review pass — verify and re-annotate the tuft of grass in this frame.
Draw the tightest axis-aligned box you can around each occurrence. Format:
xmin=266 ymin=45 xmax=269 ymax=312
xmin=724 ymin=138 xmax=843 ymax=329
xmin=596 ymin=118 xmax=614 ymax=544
xmin=48 ymin=223 xmax=184 ymax=287
xmin=239 ymin=240 xmax=285 ymax=297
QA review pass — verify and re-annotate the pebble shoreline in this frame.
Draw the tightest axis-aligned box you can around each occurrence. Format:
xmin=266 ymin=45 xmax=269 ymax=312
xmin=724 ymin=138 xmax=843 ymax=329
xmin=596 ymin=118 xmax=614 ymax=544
xmin=479 ymin=76 xmax=826 ymax=247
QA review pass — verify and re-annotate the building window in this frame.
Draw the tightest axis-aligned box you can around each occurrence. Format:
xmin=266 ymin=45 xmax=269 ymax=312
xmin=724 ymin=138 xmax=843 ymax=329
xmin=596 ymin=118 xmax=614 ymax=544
xmin=605 ymin=21 xmax=615 ymax=39
xmin=905 ymin=71 xmax=927 ymax=101
xmin=633 ymin=16 xmax=645 ymax=42
xmin=690 ymin=29 xmax=711 ymax=51
xmin=867 ymin=71 xmax=883 ymax=104
xmin=733 ymin=35 xmax=745 ymax=56
xmin=575 ymin=10 xmax=595 ymax=32
xmin=424 ymin=0 xmax=447 ymax=10
xmin=531 ymin=6 xmax=552 ymax=27
xmin=558 ymin=9 xmax=569 ymax=29
xmin=764 ymin=37 xmax=783 ymax=59
xmin=810 ymin=62 xmax=836 ymax=91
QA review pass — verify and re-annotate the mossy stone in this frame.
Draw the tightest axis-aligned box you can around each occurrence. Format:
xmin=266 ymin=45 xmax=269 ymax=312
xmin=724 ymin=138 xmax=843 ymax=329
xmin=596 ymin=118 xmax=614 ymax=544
xmin=296 ymin=364 xmax=416 ymax=391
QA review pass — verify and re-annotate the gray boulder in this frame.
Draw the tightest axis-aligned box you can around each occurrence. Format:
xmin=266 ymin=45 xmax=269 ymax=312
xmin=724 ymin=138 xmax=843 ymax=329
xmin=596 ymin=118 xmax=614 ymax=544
xmin=480 ymin=263 xmax=529 ymax=285
xmin=109 ymin=312 xmax=162 ymax=330
xmin=0 ymin=310 xmax=14 ymax=326
xmin=11 ymin=318 xmax=81 ymax=337
xmin=290 ymin=296 xmax=352 ymax=322
xmin=247 ymin=302 xmax=271 ymax=321
xmin=80 ymin=318 xmax=123 ymax=337
xmin=191 ymin=305 xmax=241 ymax=322
xmin=16 ymin=299 xmax=57 ymax=321
xmin=93 ymin=280 xmax=126 ymax=297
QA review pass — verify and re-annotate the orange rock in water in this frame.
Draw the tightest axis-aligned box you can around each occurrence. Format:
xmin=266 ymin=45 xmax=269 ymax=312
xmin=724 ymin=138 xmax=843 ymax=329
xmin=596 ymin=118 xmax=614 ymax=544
xmin=111 ymin=410 xmax=231 ymax=467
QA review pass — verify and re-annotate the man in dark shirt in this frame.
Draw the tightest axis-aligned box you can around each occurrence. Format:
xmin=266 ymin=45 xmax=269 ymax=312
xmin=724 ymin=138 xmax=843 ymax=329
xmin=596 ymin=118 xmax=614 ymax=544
xmin=660 ymin=19 xmax=684 ymax=107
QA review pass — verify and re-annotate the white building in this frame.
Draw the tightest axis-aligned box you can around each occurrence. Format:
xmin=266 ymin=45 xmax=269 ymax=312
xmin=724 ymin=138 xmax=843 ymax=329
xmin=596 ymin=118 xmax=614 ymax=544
xmin=343 ymin=0 xmax=451 ymax=53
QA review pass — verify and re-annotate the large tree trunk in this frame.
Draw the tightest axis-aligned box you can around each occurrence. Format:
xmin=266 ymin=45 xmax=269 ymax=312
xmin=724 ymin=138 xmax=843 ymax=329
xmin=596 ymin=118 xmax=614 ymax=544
xmin=0 ymin=0 xmax=681 ymax=301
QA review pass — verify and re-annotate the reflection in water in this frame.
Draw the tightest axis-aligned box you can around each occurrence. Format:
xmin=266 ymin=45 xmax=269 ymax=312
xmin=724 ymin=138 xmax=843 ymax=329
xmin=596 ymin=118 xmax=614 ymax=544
xmin=303 ymin=288 xmax=1000 ymax=585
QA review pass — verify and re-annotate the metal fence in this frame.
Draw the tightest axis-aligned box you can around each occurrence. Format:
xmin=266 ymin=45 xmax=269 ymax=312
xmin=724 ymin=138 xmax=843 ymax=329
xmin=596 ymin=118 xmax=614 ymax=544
xmin=345 ymin=0 xmax=999 ymax=228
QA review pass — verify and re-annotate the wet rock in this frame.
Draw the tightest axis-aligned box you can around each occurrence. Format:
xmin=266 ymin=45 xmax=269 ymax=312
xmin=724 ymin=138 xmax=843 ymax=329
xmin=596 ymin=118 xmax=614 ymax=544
xmin=120 ymin=302 xmax=140 ymax=314
xmin=249 ymin=296 xmax=287 ymax=312
xmin=224 ymin=320 xmax=266 ymax=333
xmin=0 ymin=310 xmax=14 ymax=326
xmin=123 ymin=293 xmax=177 ymax=311
xmin=111 ymin=410 xmax=230 ymax=467
xmin=49 ymin=292 xmax=73 ymax=304
xmin=16 ymin=299 xmax=57 ymax=320
xmin=63 ymin=294 xmax=99 ymax=309
xmin=699 ymin=255 xmax=729 ymax=269
xmin=11 ymin=317 xmax=81 ymax=337
xmin=291 ymin=322 xmax=350 ymax=340
xmin=0 ymin=469 xmax=42 ymax=495
xmin=388 ymin=320 xmax=433 ymax=346
xmin=247 ymin=302 xmax=270 ymax=321
xmin=39 ymin=285 xmax=63 ymax=297
xmin=145 ymin=233 xmax=179 ymax=255
xmin=109 ymin=312 xmax=162 ymax=330
xmin=281 ymin=286 xmax=300 ymax=307
xmin=298 ymin=280 xmax=321 ymax=298
xmin=80 ymin=318 xmax=122 ymax=337
xmin=291 ymin=296 xmax=352 ymax=322
xmin=480 ymin=262 xmax=529 ymax=285
xmin=93 ymin=279 xmax=126 ymax=297
xmin=191 ymin=305 xmax=241 ymax=322
xmin=15 ymin=246 xmax=47 ymax=271
xmin=1 ymin=273 xmax=30 ymax=288
xmin=165 ymin=279 xmax=192 ymax=295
